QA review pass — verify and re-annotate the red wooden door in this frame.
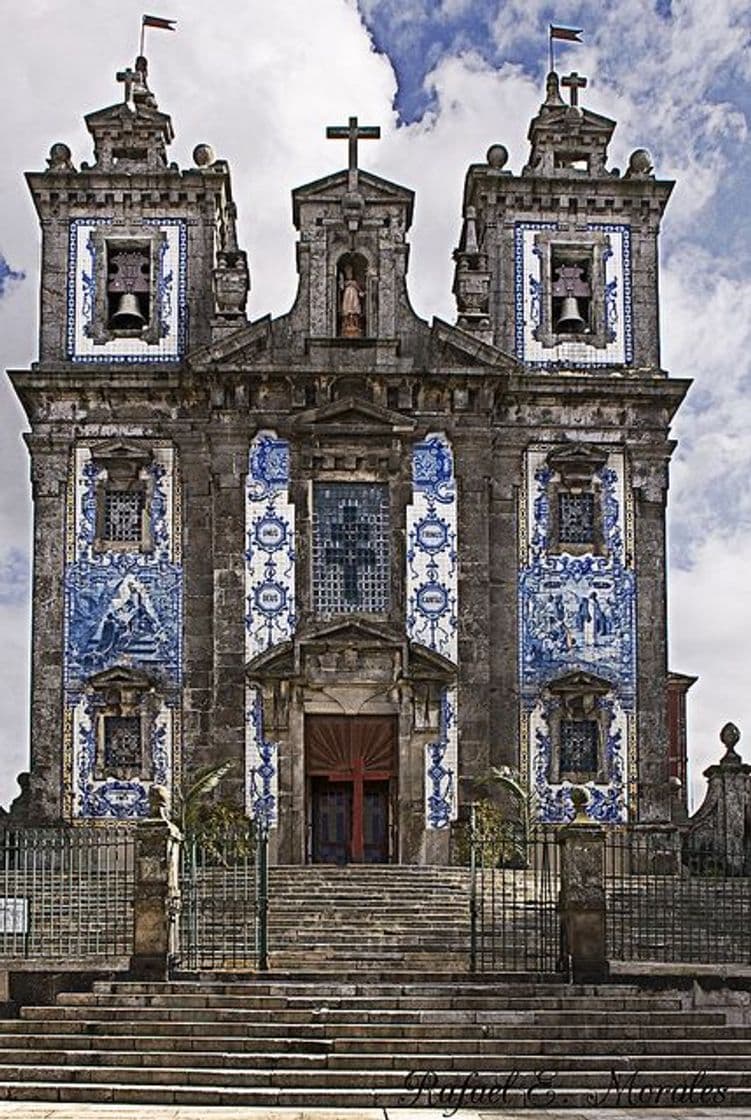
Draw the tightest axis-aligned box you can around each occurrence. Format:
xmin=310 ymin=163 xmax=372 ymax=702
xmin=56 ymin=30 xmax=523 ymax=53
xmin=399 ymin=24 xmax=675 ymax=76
xmin=307 ymin=715 xmax=396 ymax=863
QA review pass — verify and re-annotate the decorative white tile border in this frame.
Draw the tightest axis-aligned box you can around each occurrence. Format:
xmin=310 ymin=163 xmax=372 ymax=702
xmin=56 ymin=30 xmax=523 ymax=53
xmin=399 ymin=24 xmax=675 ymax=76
xmin=245 ymin=432 xmax=296 ymax=659
xmin=66 ymin=218 xmax=187 ymax=362
xmin=408 ymin=433 xmax=459 ymax=828
xmin=514 ymin=221 xmax=633 ymax=367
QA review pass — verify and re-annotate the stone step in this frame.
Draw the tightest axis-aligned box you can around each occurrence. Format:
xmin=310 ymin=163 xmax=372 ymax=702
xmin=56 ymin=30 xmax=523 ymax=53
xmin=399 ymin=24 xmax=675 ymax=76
xmin=0 ymin=1062 xmax=746 ymax=1092
xmin=59 ymin=992 xmax=683 ymax=1012
xmin=4 ymin=1029 xmax=751 ymax=1058
xmin=0 ymin=1083 xmax=745 ymax=1109
xmin=2 ymin=1045 xmax=751 ymax=1073
xmin=28 ymin=1002 xmax=726 ymax=1026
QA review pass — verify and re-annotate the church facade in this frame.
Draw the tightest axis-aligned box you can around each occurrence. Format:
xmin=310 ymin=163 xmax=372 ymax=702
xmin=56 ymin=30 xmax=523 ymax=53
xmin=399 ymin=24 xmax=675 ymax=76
xmin=9 ymin=58 xmax=690 ymax=863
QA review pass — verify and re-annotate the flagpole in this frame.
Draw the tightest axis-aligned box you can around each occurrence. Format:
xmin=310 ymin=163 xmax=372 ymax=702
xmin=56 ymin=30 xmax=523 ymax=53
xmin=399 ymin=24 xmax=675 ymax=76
xmin=549 ymin=25 xmax=554 ymax=74
xmin=139 ymin=18 xmax=145 ymax=59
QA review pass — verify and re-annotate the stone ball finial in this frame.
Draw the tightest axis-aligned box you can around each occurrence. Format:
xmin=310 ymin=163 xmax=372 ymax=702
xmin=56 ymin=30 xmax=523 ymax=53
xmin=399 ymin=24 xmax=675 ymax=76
xmin=47 ymin=142 xmax=75 ymax=172
xmin=193 ymin=143 xmax=216 ymax=168
xmin=627 ymin=148 xmax=653 ymax=177
xmin=720 ymin=721 xmax=741 ymax=753
xmin=570 ymin=784 xmax=590 ymax=822
xmin=486 ymin=144 xmax=509 ymax=169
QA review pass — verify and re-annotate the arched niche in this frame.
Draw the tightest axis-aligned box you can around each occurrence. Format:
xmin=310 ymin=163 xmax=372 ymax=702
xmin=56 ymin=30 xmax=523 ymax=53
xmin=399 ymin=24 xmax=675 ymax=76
xmin=336 ymin=252 xmax=369 ymax=338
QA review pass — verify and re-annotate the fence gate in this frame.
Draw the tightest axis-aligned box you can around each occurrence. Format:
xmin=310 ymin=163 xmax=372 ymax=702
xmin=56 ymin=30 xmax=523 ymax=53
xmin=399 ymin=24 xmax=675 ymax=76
xmin=174 ymin=823 xmax=268 ymax=971
xmin=470 ymin=816 xmax=564 ymax=974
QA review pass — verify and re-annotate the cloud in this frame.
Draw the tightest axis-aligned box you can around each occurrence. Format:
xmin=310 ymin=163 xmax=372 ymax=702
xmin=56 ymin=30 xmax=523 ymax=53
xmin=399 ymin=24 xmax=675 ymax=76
xmin=0 ymin=549 xmax=29 ymax=607
xmin=0 ymin=0 xmax=749 ymax=813
xmin=0 ymin=256 xmax=25 ymax=299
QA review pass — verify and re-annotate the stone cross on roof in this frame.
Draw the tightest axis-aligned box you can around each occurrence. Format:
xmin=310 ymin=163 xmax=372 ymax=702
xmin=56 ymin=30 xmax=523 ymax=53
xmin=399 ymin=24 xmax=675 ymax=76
xmin=561 ymin=71 xmax=588 ymax=107
xmin=116 ymin=67 xmax=138 ymax=109
xmin=326 ymin=116 xmax=380 ymax=190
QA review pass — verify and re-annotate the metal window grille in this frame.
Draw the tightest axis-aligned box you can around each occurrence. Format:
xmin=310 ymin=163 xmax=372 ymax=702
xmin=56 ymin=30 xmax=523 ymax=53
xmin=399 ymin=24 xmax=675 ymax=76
xmin=312 ymin=483 xmax=390 ymax=614
xmin=103 ymin=715 xmax=141 ymax=769
xmin=560 ymin=718 xmax=598 ymax=773
xmin=558 ymin=491 xmax=594 ymax=543
xmin=103 ymin=489 xmax=144 ymax=543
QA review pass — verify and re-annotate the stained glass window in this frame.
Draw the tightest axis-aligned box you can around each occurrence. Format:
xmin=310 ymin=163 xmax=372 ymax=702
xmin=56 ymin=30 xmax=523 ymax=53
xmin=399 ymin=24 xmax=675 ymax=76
xmin=313 ymin=483 xmax=390 ymax=614
xmin=104 ymin=489 xmax=145 ymax=543
xmin=560 ymin=719 xmax=598 ymax=774
xmin=559 ymin=491 xmax=595 ymax=544
xmin=103 ymin=715 xmax=142 ymax=769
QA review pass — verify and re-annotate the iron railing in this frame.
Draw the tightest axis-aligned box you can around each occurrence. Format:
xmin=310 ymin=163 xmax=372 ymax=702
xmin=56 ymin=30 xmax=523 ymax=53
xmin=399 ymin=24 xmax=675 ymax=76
xmin=0 ymin=826 xmax=134 ymax=959
xmin=470 ymin=814 xmax=563 ymax=973
xmin=605 ymin=826 xmax=751 ymax=964
xmin=176 ymin=822 xmax=268 ymax=971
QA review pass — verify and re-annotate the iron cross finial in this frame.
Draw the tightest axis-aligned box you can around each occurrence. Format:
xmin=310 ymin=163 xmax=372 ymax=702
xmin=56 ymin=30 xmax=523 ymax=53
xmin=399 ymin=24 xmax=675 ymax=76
xmin=326 ymin=116 xmax=381 ymax=189
xmin=561 ymin=71 xmax=588 ymax=107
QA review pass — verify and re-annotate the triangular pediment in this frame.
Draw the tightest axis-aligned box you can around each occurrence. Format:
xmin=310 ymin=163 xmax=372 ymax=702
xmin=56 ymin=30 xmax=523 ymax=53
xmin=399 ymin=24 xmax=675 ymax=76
xmin=293 ymin=169 xmax=414 ymax=228
xmin=247 ymin=640 xmax=294 ymax=678
xmin=299 ymin=618 xmax=405 ymax=649
xmin=88 ymin=438 xmax=151 ymax=462
xmin=293 ymin=396 xmax=415 ymax=433
xmin=430 ymin=318 xmax=519 ymax=372
xmin=407 ymin=642 xmax=457 ymax=682
xmin=532 ymin=107 xmax=615 ymax=138
xmin=187 ymin=316 xmax=273 ymax=372
xmin=87 ymin=666 xmax=154 ymax=691
xmin=547 ymin=670 xmax=612 ymax=696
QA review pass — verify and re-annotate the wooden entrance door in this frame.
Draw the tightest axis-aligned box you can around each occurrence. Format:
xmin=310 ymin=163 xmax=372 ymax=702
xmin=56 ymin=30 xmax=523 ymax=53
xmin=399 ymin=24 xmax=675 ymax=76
xmin=307 ymin=715 xmax=396 ymax=863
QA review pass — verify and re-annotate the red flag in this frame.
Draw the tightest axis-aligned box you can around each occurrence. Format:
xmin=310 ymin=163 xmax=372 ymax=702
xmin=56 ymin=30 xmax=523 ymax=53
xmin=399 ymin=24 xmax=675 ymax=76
xmin=550 ymin=25 xmax=583 ymax=41
xmin=142 ymin=14 xmax=176 ymax=30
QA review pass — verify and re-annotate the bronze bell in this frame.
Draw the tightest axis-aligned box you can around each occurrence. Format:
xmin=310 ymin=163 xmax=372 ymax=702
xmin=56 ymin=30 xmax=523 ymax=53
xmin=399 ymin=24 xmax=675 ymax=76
xmin=556 ymin=295 xmax=586 ymax=334
xmin=110 ymin=292 xmax=146 ymax=329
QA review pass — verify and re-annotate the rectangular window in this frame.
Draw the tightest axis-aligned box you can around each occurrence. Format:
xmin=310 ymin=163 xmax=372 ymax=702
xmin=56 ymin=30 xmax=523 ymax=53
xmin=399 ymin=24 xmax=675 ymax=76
xmin=558 ymin=492 xmax=595 ymax=544
xmin=103 ymin=715 xmax=142 ymax=769
xmin=560 ymin=719 xmax=598 ymax=774
xmin=103 ymin=489 xmax=145 ymax=544
xmin=313 ymin=483 xmax=390 ymax=615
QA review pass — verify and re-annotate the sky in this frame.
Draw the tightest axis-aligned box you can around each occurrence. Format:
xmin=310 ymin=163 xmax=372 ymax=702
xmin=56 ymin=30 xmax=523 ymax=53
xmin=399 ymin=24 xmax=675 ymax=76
xmin=1 ymin=0 xmax=750 ymax=812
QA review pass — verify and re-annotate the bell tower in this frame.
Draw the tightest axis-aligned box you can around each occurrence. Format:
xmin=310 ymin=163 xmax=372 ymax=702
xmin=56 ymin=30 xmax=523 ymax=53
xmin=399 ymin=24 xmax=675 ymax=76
xmin=453 ymin=70 xmax=689 ymax=823
xmin=12 ymin=56 xmax=249 ymax=821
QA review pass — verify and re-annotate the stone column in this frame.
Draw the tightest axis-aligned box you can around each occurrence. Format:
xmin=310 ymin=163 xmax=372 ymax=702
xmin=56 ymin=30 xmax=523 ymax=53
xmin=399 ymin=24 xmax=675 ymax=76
xmin=558 ymin=806 xmax=608 ymax=984
xmin=130 ymin=814 xmax=182 ymax=980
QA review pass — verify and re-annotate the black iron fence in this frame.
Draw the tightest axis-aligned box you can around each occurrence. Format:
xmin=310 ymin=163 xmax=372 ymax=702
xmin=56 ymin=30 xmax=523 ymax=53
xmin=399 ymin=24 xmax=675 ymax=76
xmin=606 ymin=826 xmax=751 ymax=964
xmin=0 ymin=826 xmax=134 ymax=959
xmin=469 ymin=815 xmax=563 ymax=973
xmin=175 ymin=822 xmax=268 ymax=971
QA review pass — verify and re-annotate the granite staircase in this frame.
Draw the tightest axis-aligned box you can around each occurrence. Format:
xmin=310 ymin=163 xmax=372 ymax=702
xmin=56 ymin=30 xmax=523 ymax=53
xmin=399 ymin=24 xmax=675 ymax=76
xmin=267 ymin=865 xmax=472 ymax=971
xmin=0 ymin=976 xmax=749 ymax=1107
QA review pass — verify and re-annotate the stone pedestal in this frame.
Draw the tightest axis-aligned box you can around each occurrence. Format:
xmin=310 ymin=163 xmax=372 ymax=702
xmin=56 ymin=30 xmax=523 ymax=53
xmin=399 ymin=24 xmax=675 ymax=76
xmin=558 ymin=823 xmax=608 ymax=984
xmin=130 ymin=818 xmax=181 ymax=980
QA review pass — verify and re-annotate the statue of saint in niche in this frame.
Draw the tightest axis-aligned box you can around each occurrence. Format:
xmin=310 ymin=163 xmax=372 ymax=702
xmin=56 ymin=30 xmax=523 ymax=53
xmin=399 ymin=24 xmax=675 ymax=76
xmin=338 ymin=262 xmax=365 ymax=338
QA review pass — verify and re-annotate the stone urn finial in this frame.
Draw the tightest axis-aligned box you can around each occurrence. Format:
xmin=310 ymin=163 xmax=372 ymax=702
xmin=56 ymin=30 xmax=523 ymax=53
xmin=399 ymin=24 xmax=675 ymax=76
xmin=719 ymin=722 xmax=742 ymax=767
xmin=570 ymin=785 xmax=590 ymax=823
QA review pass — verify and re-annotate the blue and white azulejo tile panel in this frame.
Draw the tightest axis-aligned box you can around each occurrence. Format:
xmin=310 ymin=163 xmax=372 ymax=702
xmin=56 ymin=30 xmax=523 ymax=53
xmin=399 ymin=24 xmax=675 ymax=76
xmin=245 ymin=686 xmax=278 ymax=829
xmin=519 ymin=447 xmax=636 ymax=823
xmin=64 ymin=444 xmax=182 ymax=819
xmin=425 ymin=686 xmax=459 ymax=830
xmin=407 ymin=433 xmax=459 ymax=829
xmin=244 ymin=431 xmax=294 ymax=828
xmin=514 ymin=221 xmax=633 ymax=367
xmin=66 ymin=218 xmax=187 ymax=363
xmin=407 ymin=433 xmax=458 ymax=664
xmin=245 ymin=431 xmax=296 ymax=660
